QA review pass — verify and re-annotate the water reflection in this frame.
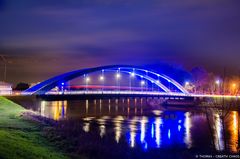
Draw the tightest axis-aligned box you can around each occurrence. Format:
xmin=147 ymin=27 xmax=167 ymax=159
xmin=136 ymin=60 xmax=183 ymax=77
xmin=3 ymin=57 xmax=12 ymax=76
xmin=155 ymin=117 xmax=162 ymax=148
xmin=140 ymin=117 xmax=148 ymax=143
xmin=37 ymin=99 xmax=239 ymax=152
xmin=129 ymin=118 xmax=137 ymax=148
xmin=114 ymin=116 xmax=123 ymax=143
xmin=229 ymin=111 xmax=239 ymax=153
xmin=213 ymin=113 xmax=224 ymax=151
xmin=83 ymin=122 xmax=90 ymax=132
xmin=97 ymin=118 xmax=106 ymax=137
xmin=40 ymin=100 xmax=67 ymax=120
xmin=77 ymin=113 xmax=192 ymax=150
xmin=184 ymin=112 xmax=192 ymax=148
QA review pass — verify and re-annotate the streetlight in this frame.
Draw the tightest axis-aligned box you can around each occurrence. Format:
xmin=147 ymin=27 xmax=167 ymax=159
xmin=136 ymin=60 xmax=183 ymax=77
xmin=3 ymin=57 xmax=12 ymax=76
xmin=130 ymin=72 xmax=135 ymax=92
xmin=99 ymin=75 xmax=104 ymax=81
xmin=61 ymin=82 xmax=65 ymax=94
xmin=232 ymin=83 xmax=237 ymax=95
xmin=116 ymin=72 xmax=121 ymax=92
xmin=131 ymin=72 xmax=135 ymax=77
xmin=215 ymin=80 xmax=220 ymax=94
xmin=141 ymin=80 xmax=145 ymax=92
xmin=84 ymin=75 xmax=90 ymax=92
xmin=86 ymin=77 xmax=90 ymax=82
xmin=100 ymin=70 xmax=105 ymax=92
xmin=155 ymin=80 xmax=160 ymax=92
xmin=167 ymin=80 xmax=171 ymax=90
xmin=215 ymin=80 xmax=220 ymax=85
xmin=99 ymin=75 xmax=104 ymax=92
xmin=185 ymin=81 xmax=190 ymax=86
xmin=116 ymin=73 xmax=121 ymax=79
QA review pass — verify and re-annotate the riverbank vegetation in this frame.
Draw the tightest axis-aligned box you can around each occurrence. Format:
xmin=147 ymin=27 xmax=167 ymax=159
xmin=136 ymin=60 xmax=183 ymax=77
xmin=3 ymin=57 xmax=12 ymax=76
xmin=0 ymin=96 xmax=68 ymax=159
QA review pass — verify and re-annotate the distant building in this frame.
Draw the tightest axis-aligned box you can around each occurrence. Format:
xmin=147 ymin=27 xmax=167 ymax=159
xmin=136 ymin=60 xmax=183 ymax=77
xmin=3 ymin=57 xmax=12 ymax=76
xmin=0 ymin=81 xmax=12 ymax=95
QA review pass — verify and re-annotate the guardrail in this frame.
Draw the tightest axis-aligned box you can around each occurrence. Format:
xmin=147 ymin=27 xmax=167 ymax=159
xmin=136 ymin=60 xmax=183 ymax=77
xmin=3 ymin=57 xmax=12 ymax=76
xmin=20 ymin=90 xmax=240 ymax=98
xmin=46 ymin=90 xmax=188 ymax=96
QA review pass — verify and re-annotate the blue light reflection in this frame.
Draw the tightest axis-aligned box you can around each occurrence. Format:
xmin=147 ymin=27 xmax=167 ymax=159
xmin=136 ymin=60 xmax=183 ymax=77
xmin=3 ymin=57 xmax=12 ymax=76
xmin=125 ymin=111 xmax=190 ymax=150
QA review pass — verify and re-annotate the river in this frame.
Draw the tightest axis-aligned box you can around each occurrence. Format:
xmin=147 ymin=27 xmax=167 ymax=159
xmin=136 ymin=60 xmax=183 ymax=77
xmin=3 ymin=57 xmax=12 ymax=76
xmin=11 ymin=96 xmax=240 ymax=159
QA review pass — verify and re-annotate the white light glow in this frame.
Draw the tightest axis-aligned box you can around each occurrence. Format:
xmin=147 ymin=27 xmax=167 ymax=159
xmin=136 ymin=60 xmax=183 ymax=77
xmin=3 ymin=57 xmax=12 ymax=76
xmin=155 ymin=117 xmax=162 ymax=147
xmin=99 ymin=75 xmax=104 ymax=81
xmin=129 ymin=121 xmax=136 ymax=148
xmin=141 ymin=80 xmax=145 ymax=85
xmin=140 ymin=117 xmax=148 ymax=143
xmin=85 ymin=77 xmax=90 ymax=82
xmin=184 ymin=112 xmax=192 ymax=148
xmin=131 ymin=72 xmax=135 ymax=77
xmin=116 ymin=73 xmax=121 ymax=79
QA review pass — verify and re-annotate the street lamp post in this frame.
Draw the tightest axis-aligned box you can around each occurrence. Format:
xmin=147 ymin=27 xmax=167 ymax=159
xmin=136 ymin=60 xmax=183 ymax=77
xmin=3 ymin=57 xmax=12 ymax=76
xmin=232 ymin=83 xmax=237 ymax=95
xmin=86 ymin=77 xmax=90 ymax=92
xmin=61 ymin=82 xmax=65 ymax=94
xmin=130 ymin=71 xmax=135 ymax=92
xmin=100 ymin=70 xmax=105 ymax=93
xmin=116 ymin=69 xmax=121 ymax=92
xmin=84 ymin=74 xmax=90 ymax=92
xmin=215 ymin=80 xmax=220 ymax=94
xmin=141 ymin=79 xmax=145 ymax=92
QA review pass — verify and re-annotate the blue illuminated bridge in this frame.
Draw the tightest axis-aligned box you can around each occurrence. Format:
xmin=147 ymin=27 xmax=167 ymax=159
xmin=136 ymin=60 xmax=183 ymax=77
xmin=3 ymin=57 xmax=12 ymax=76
xmin=24 ymin=65 xmax=191 ymax=98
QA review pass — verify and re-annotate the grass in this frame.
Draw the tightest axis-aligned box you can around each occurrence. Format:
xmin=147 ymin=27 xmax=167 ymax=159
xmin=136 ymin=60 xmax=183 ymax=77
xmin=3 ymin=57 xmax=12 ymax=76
xmin=0 ymin=96 xmax=69 ymax=159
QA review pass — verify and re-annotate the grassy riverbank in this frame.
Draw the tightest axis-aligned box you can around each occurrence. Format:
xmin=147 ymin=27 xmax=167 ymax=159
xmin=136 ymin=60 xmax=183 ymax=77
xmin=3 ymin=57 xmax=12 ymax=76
xmin=0 ymin=96 xmax=68 ymax=159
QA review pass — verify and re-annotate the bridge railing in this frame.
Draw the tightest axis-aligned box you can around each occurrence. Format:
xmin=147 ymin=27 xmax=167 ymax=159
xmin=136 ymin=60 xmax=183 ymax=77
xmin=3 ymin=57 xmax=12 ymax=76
xmin=45 ymin=90 xmax=188 ymax=96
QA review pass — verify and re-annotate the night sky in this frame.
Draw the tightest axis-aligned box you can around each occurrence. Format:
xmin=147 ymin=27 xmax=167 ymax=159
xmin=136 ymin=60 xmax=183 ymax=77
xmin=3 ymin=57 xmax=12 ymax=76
xmin=0 ymin=0 xmax=240 ymax=84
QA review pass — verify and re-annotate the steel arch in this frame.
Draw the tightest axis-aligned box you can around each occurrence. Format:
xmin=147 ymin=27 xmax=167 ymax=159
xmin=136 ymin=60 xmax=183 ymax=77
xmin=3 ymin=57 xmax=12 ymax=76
xmin=24 ymin=65 xmax=188 ymax=95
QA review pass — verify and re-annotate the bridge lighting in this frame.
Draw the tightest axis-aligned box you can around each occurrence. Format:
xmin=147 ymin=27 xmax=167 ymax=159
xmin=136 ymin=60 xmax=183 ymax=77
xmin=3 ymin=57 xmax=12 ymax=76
xmin=131 ymin=72 xmax=135 ymax=77
xmin=141 ymin=80 xmax=145 ymax=86
xmin=185 ymin=81 xmax=190 ymax=86
xmin=168 ymin=129 xmax=171 ymax=139
xmin=61 ymin=82 xmax=65 ymax=86
xmin=99 ymin=75 xmax=104 ymax=81
xmin=116 ymin=73 xmax=121 ymax=79
xmin=25 ymin=66 xmax=189 ymax=95
xmin=86 ymin=77 xmax=90 ymax=82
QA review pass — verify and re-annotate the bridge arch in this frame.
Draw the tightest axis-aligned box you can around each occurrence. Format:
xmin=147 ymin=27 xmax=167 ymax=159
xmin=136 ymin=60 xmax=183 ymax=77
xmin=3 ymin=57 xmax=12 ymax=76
xmin=24 ymin=65 xmax=188 ymax=95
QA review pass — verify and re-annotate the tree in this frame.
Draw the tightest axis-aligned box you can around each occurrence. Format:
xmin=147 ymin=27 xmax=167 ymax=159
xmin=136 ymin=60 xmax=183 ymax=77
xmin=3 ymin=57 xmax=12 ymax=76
xmin=191 ymin=67 xmax=209 ymax=93
xmin=15 ymin=82 xmax=30 ymax=91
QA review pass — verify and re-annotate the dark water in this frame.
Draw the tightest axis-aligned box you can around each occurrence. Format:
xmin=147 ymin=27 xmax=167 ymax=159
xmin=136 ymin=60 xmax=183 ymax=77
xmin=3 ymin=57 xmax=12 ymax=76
xmin=13 ymin=97 xmax=240 ymax=158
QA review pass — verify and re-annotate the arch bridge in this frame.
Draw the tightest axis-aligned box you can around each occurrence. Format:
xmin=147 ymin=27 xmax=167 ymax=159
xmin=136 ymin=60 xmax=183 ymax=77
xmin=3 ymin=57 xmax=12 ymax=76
xmin=24 ymin=65 xmax=189 ymax=97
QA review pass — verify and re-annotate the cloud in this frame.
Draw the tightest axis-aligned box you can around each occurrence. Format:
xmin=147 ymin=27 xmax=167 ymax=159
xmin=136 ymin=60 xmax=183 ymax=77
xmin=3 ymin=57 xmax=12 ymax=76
xmin=0 ymin=0 xmax=240 ymax=83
